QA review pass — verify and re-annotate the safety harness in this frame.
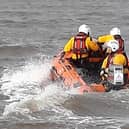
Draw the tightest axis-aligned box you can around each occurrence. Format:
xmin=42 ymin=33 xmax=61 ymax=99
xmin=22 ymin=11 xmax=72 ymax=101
xmin=114 ymin=35 xmax=124 ymax=51
xmin=72 ymin=33 xmax=88 ymax=59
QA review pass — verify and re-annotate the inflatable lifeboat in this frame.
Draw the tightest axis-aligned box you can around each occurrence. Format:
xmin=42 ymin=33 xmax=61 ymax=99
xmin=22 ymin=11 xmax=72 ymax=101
xmin=50 ymin=51 xmax=129 ymax=94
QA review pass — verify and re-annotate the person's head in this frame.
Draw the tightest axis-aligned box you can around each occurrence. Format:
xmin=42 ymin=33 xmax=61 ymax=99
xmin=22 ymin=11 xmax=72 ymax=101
xmin=110 ymin=27 xmax=121 ymax=36
xmin=78 ymin=24 xmax=91 ymax=35
xmin=106 ymin=40 xmax=119 ymax=53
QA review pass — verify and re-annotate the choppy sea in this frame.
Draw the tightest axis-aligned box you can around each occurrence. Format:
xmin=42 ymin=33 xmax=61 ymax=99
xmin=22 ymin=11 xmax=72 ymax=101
xmin=0 ymin=0 xmax=129 ymax=129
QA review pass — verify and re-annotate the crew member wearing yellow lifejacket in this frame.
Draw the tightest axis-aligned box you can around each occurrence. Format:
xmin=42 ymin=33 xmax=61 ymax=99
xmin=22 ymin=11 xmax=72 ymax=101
xmin=97 ymin=27 xmax=124 ymax=56
xmin=100 ymin=40 xmax=128 ymax=91
xmin=63 ymin=24 xmax=101 ymax=68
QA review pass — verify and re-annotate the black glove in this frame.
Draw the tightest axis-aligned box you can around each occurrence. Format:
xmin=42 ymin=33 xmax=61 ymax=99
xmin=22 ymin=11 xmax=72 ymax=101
xmin=100 ymin=68 xmax=108 ymax=80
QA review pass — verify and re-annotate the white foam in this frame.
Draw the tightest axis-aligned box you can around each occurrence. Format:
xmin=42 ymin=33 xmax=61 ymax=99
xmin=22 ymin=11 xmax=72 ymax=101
xmin=1 ymin=59 xmax=51 ymax=100
xmin=3 ymin=84 xmax=69 ymax=116
xmin=1 ymin=58 xmax=70 ymax=116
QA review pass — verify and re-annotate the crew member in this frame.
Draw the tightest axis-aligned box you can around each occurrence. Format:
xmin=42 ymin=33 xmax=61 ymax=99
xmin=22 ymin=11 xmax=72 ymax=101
xmin=97 ymin=27 xmax=124 ymax=53
xmin=100 ymin=40 xmax=128 ymax=91
xmin=62 ymin=24 xmax=102 ymax=68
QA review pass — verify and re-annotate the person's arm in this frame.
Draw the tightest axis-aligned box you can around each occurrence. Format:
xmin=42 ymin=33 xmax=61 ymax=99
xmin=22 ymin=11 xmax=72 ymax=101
xmin=100 ymin=56 xmax=108 ymax=80
xmin=63 ymin=37 xmax=74 ymax=52
xmin=86 ymin=37 xmax=99 ymax=51
xmin=101 ymin=57 xmax=108 ymax=69
xmin=97 ymin=35 xmax=114 ymax=43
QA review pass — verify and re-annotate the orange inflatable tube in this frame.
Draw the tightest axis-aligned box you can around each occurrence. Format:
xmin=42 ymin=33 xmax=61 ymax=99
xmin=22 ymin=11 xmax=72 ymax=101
xmin=50 ymin=51 xmax=129 ymax=94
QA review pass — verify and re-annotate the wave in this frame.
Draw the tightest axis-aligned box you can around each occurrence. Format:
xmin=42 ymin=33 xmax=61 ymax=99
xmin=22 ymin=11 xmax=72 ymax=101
xmin=0 ymin=45 xmax=39 ymax=59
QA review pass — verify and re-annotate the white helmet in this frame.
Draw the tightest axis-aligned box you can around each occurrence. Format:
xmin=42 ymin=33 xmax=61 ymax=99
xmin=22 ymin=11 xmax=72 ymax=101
xmin=78 ymin=24 xmax=91 ymax=35
xmin=110 ymin=27 xmax=121 ymax=35
xmin=106 ymin=40 xmax=119 ymax=52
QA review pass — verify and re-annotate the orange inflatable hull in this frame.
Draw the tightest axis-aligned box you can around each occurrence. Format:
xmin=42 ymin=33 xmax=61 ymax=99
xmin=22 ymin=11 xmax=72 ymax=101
xmin=50 ymin=52 xmax=129 ymax=94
